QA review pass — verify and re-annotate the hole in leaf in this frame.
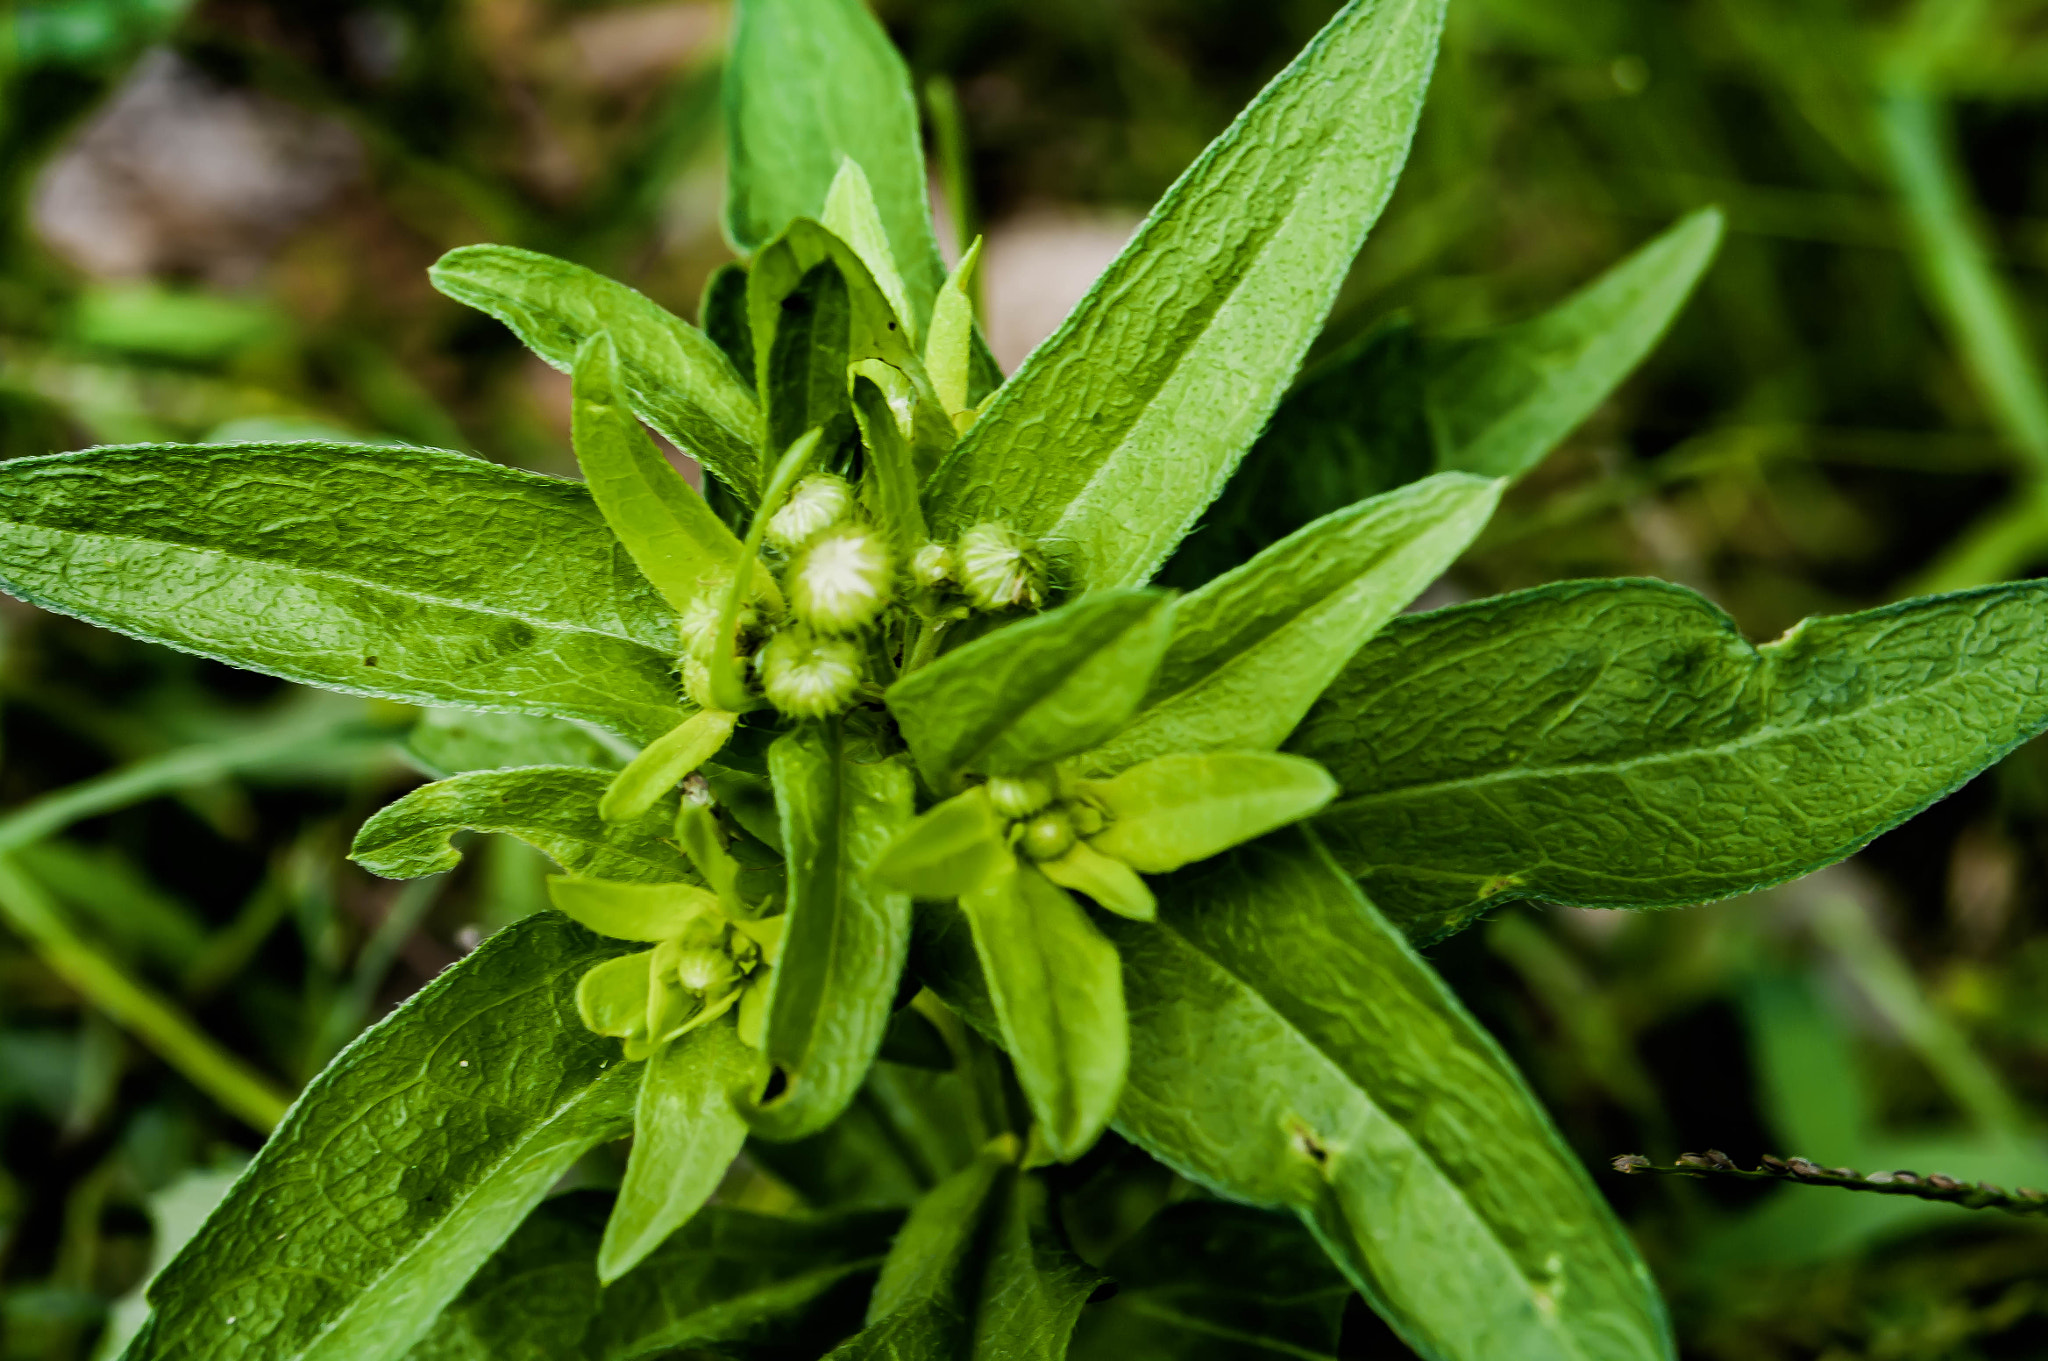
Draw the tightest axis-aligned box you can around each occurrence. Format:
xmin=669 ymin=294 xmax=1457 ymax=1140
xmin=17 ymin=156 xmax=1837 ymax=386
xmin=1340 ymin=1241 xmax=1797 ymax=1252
xmin=759 ymin=1065 xmax=790 ymax=1103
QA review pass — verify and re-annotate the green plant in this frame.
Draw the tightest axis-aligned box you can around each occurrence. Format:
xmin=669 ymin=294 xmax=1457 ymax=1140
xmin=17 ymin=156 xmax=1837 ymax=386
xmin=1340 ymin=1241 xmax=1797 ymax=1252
xmin=5 ymin=0 xmax=2048 ymax=1356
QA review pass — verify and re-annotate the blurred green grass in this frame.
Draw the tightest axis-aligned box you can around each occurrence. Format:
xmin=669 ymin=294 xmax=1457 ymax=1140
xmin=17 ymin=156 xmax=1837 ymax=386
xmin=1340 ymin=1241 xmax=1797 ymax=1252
xmin=4 ymin=2 xmax=2048 ymax=1357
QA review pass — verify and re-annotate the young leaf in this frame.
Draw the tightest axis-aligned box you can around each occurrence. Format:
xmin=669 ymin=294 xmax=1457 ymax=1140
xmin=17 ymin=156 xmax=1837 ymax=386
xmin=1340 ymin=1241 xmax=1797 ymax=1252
xmin=885 ymin=590 xmax=1174 ymax=791
xmin=352 ymin=767 xmax=694 ymax=884
xmin=547 ymin=878 xmax=722 ymax=942
xmin=599 ymin=710 xmax=738 ymax=823
xmin=600 ymin=1018 xmax=765 ymax=1282
xmin=927 ymin=239 xmax=984 ymax=419
xmin=725 ymin=0 xmax=947 ymax=328
xmin=1108 ymin=832 xmax=1672 ymax=1361
xmin=407 ymin=1194 xmax=896 ymax=1361
xmin=1071 ymin=1201 xmax=1350 ymax=1361
xmin=824 ymin=160 xmax=918 ymax=345
xmin=1084 ymin=473 xmax=1500 ymax=774
xmin=872 ymin=787 xmax=1014 ymax=900
xmin=0 ymin=443 xmax=690 ymax=743
xmin=430 ymin=246 xmax=763 ymax=503
xmin=1037 ymin=842 xmax=1156 ymax=921
xmin=570 ymin=333 xmax=758 ymax=617
xmin=407 ymin=710 xmax=624 ymax=778
xmin=959 ymin=864 xmax=1126 ymax=1161
xmin=851 ymin=367 xmax=930 ymax=555
xmin=750 ymin=725 xmax=915 ymax=1141
xmin=124 ymin=914 xmax=643 ymax=1361
xmin=1164 ymin=209 xmax=1724 ymax=581
xmin=1295 ymin=578 xmax=2048 ymax=943
xmin=923 ymin=0 xmax=1448 ymax=591
xmin=1082 ymin=752 xmax=1337 ymax=873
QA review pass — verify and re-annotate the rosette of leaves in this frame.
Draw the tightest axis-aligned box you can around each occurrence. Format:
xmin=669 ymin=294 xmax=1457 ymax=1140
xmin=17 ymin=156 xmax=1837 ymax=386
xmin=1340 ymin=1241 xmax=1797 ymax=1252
xmin=7 ymin=0 xmax=2048 ymax=1358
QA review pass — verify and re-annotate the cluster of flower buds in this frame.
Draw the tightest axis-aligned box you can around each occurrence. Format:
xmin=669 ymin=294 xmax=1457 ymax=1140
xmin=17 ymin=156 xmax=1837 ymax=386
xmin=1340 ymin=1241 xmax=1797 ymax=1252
xmin=758 ymin=473 xmax=892 ymax=719
xmin=909 ymin=521 xmax=1047 ymax=613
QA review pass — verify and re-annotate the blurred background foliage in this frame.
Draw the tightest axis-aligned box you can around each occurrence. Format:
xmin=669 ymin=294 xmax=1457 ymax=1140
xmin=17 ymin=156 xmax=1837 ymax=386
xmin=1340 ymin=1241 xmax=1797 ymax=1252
xmin=4 ymin=0 xmax=2048 ymax=1357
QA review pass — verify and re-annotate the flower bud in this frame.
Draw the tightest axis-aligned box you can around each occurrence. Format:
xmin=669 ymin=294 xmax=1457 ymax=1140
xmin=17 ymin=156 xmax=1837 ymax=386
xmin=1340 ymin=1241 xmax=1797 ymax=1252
xmin=759 ymin=627 xmax=863 ymax=718
xmin=790 ymin=525 xmax=893 ymax=633
xmin=956 ymin=522 xmax=1045 ymax=612
xmin=672 ymin=946 xmax=740 ymax=1000
xmin=679 ymin=592 xmax=758 ymax=662
xmin=1018 ymin=808 xmax=1077 ymax=862
xmin=765 ymin=473 xmax=853 ymax=550
xmin=985 ymin=775 xmax=1054 ymax=819
xmin=681 ymin=655 xmax=719 ymax=709
xmin=911 ymin=542 xmax=955 ymax=590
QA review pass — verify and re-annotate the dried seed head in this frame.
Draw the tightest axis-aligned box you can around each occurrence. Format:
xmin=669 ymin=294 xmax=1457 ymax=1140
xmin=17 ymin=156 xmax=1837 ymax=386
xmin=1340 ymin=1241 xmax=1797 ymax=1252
xmin=1611 ymin=1154 xmax=1651 ymax=1173
xmin=759 ymin=628 xmax=863 ymax=718
xmin=985 ymin=775 xmax=1054 ymax=819
xmin=790 ymin=525 xmax=893 ymax=633
xmin=1759 ymin=1155 xmax=1790 ymax=1173
xmin=1926 ymin=1173 xmax=1963 ymax=1192
xmin=1787 ymin=1158 xmax=1824 ymax=1177
xmin=911 ymin=542 xmax=955 ymax=590
xmin=1704 ymin=1149 xmax=1737 ymax=1170
xmin=956 ymin=522 xmax=1046 ymax=612
xmin=681 ymin=773 xmax=712 ymax=807
xmin=765 ymin=473 xmax=853 ymax=550
xmin=1677 ymin=1152 xmax=1712 ymax=1168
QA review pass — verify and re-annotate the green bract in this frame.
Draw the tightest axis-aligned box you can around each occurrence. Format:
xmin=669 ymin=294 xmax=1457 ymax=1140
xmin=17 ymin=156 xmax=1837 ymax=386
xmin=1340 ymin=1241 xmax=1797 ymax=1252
xmin=6 ymin=0 xmax=2043 ymax=1357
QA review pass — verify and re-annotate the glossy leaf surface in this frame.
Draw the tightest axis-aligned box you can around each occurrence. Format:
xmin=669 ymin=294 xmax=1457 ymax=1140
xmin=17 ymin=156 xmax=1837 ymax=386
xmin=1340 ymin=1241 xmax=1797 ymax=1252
xmin=1107 ymin=832 xmax=1672 ymax=1361
xmin=1163 ymin=208 xmax=1723 ymax=582
xmin=751 ymin=726 xmax=915 ymax=1140
xmin=127 ymin=914 xmax=641 ymax=1361
xmin=1296 ymin=578 xmax=2048 ymax=942
xmin=406 ymin=1193 xmax=894 ymax=1361
xmin=0 ymin=443 xmax=689 ymax=742
xmin=924 ymin=0 xmax=1447 ymax=590
xmin=431 ymin=246 xmax=762 ymax=502
xmin=886 ymin=590 xmax=1173 ymax=791
xmin=1087 ymin=473 xmax=1498 ymax=773
xmin=352 ymin=767 xmax=693 ymax=884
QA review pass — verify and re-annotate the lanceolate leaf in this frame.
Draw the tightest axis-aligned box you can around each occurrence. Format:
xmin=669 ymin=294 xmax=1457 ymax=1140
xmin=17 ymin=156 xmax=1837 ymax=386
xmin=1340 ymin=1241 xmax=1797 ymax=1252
xmin=923 ymin=0 xmax=1447 ymax=591
xmin=1163 ymin=209 xmax=1724 ymax=582
xmin=127 ymin=914 xmax=642 ymax=1361
xmin=407 ymin=1194 xmax=897 ymax=1361
xmin=430 ymin=247 xmax=763 ymax=502
xmin=352 ymin=767 xmax=693 ymax=884
xmin=0 ymin=443 xmax=688 ymax=743
xmin=1108 ymin=832 xmax=1671 ymax=1361
xmin=725 ymin=0 xmax=947 ymax=329
xmin=1294 ymin=578 xmax=2048 ymax=943
xmin=407 ymin=710 xmax=624 ymax=777
xmin=570 ymin=333 xmax=754 ymax=616
xmin=886 ymin=590 xmax=1174 ymax=791
xmin=1083 ymin=473 xmax=1500 ymax=774
xmin=751 ymin=725 xmax=915 ymax=1140
xmin=967 ymin=1170 xmax=1106 ymax=1359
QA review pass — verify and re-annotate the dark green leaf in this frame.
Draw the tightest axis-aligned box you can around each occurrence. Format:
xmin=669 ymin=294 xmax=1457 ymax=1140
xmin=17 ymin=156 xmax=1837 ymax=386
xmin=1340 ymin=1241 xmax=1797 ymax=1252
xmin=968 ymin=1170 xmax=1105 ymax=1359
xmin=600 ymin=1018 xmax=763 ymax=1281
xmin=1106 ymin=832 xmax=1672 ymax=1361
xmin=1162 ymin=209 xmax=1723 ymax=583
xmin=430 ymin=247 xmax=762 ymax=503
xmin=886 ymin=590 xmax=1173 ymax=791
xmin=725 ymin=0 xmax=947 ymax=329
xmin=1072 ymin=1201 xmax=1349 ymax=1361
xmin=924 ymin=0 xmax=1447 ymax=591
xmin=1085 ymin=473 xmax=1498 ymax=774
xmin=406 ymin=1192 xmax=895 ymax=1361
xmin=751 ymin=725 xmax=915 ymax=1140
xmin=352 ymin=767 xmax=693 ymax=884
xmin=407 ymin=710 xmax=624 ymax=777
xmin=960 ymin=865 xmax=1126 ymax=1161
xmin=1295 ymin=578 xmax=2048 ymax=942
xmin=127 ymin=914 xmax=642 ymax=1361
xmin=699 ymin=261 xmax=756 ymax=378
xmin=0 ymin=442 xmax=688 ymax=743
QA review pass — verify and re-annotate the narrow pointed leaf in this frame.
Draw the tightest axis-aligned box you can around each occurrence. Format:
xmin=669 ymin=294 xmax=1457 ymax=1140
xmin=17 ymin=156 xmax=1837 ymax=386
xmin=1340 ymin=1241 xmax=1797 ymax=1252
xmin=927 ymin=240 xmax=983 ymax=417
xmin=960 ymin=865 xmax=1126 ymax=1160
xmin=699 ymin=260 xmax=756 ymax=378
xmin=924 ymin=0 xmax=1447 ymax=590
xmin=1086 ymin=473 xmax=1500 ymax=774
xmin=431 ymin=246 xmax=763 ymax=502
xmin=571 ymin=333 xmax=754 ymax=616
xmin=1109 ymin=832 xmax=1671 ymax=1361
xmin=0 ymin=443 xmax=688 ymax=743
xmin=408 ymin=710 xmax=623 ymax=777
xmin=872 ymin=788 xmax=1013 ymax=900
xmin=886 ymin=590 xmax=1174 ymax=790
xmin=352 ymin=767 xmax=693 ymax=884
xmin=852 ymin=366 xmax=930 ymax=555
xmin=406 ymin=1194 xmax=896 ymax=1361
xmin=824 ymin=159 xmax=918 ymax=345
xmin=1163 ymin=208 xmax=1723 ymax=582
xmin=751 ymin=726 xmax=916 ymax=1140
xmin=125 ymin=914 xmax=642 ymax=1361
xmin=547 ymin=878 xmax=722 ymax=943
xmin=967 ymin=1171 xmax=1106 ymax=1359
xmin=726 ymin=0 xmax=947 ymax=327
xmin=867 ymin=1142 xmax=1012 ymax=1323
xmin=1295 ymin=578 xmax=2048 ymax=943
xmin=1083 ymin=752 xmax=1337 ymax=873
xmin=600 ymin=1019 xmax=764 ymax=1282
xmin=600 ymin=710 xmax=738 ymax=823
xmin=1038 ymin=842 xmax=1156 ymax=921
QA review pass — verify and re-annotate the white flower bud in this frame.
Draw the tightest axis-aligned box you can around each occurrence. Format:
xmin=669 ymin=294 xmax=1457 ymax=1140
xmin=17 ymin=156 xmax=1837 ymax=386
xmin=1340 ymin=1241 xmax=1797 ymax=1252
xmin=790 ymin=525 xmax=893 ymax=633
xmin=672 ymin=946 xmax=740 ymax=999
xmin=759 ymin=627 xmax=863 ymax=718
xmin=765 ymin=473 xmax=853 ymax=550
xmin=911 ymin=541 xmax=955 ymax=590
xmin=956 ymin=522 xmax=1045 ymax=612
xmin=678 ymin=592 xmax=757 ymax=662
